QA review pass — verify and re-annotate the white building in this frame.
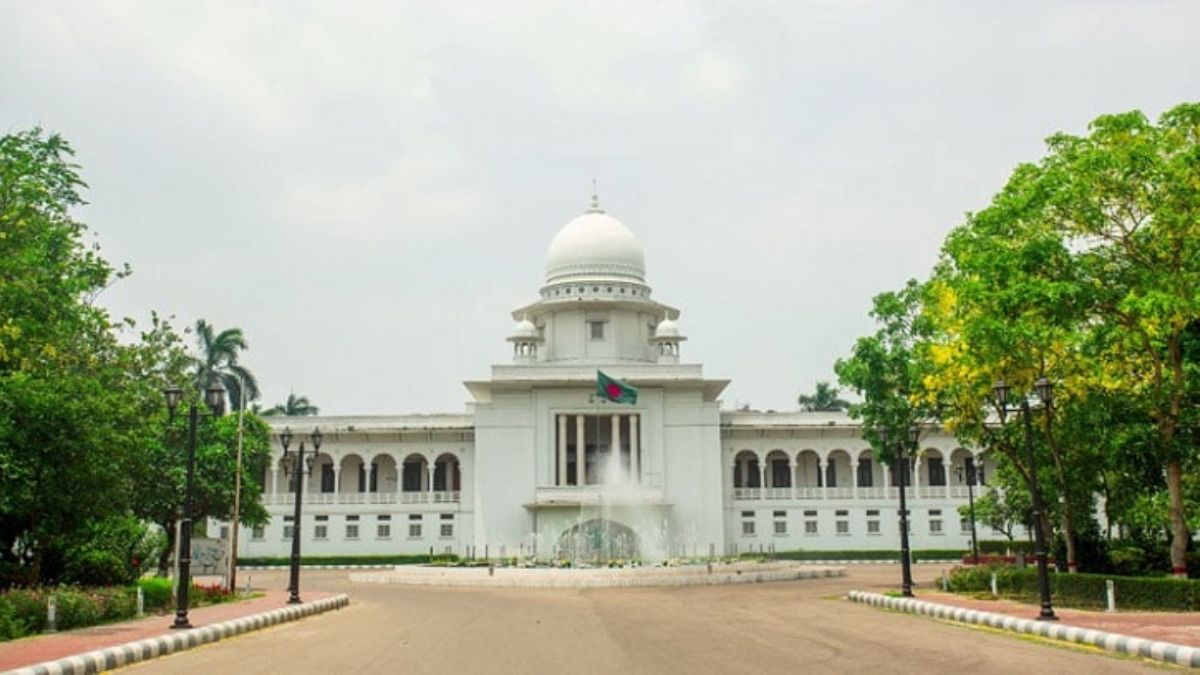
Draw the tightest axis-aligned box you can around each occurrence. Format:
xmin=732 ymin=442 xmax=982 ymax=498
xmin=237 ymin=198 xmax=997 ymax=562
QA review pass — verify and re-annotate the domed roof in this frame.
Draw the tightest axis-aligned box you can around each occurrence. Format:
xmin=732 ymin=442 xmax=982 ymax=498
xmin=654 ymin=317 xmax=681 ymax=338
xmin=509 ymin=317 xmax=539 ymax=341
xmin=544 ymin=208 xmax=645 ymax=285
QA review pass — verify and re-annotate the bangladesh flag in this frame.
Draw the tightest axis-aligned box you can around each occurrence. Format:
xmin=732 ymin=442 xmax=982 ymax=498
xmin=596 ymin=370 xmax=638 ymax=405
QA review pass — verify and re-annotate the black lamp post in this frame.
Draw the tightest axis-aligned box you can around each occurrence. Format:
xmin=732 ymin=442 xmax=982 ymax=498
xmin=955 ymin=461 xmax=981 ymax=566
xmin=880 ymin=426 xmax=917 ymax=597
xmin=162 ymin=382 xmax=227 ymax=630
xmin=281 ymin=426 xmax=322 ymax=604
xmin=991 ymin=377 xmax=1057 ymax=621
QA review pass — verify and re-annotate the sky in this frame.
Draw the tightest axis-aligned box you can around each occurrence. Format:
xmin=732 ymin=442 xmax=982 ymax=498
xmin=2 ymin=1 xmax=1197 ymax=415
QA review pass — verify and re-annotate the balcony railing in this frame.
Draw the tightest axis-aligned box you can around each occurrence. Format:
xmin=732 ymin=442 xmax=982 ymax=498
xmin=731 ymin=485 xmax=976 ymax=501
xmin=266 ymin=490 xmax=460 ymax=506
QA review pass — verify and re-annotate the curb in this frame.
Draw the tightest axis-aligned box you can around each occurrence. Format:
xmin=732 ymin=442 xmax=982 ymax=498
xmin=847 ymin=590 xmax=1199 ymax=668
xmin=350 ymin=565 xmax=845 ymax=589
xmin=4 ymin=594 xmax=350 ymax=675
xmin=787 ymin=560 xmax=951 ymax=565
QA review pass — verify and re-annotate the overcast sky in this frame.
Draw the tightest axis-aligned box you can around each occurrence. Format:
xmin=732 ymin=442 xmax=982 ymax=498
xmin=3 ymin=2 xmax=1197 ymax=415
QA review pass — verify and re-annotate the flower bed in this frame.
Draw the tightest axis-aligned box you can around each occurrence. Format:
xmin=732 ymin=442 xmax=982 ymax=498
xmin=0 ymin=579 xmax=236 ymax=642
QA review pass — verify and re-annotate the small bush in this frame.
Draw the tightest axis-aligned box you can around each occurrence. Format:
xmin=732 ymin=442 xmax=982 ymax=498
xmin=978 ymin=540 xmax=1033 ymax=555
xmin=0 ymin=588 xmax=48 ymax=640
xmin=65 ymin=551 xmax=134 ymax=587
xmin=757 ymin=549 xmax=966 ymax=562
xmin=137 ymin=577 xmax=174 ymax=611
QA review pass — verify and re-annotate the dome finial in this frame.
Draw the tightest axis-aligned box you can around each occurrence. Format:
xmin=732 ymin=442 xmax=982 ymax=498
xmin=588 ymin=178 xmax=603 ymax=213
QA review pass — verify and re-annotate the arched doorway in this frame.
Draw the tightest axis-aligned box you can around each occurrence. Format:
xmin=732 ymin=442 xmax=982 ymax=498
xmin=557 ymin=519 xmax=640 ymax=563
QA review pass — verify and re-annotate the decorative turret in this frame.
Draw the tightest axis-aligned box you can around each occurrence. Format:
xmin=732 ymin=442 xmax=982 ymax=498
xmin=507 ymin=317 xmax=542 ymax=363
xmin=650 ymin=316 xmax=686 ymax=364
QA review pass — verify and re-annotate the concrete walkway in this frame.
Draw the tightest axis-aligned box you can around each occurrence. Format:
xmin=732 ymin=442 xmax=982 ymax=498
xmin=917 ymin=590 xmax=1200 ymax=648
xmin=0 ymin=590 xmax=334 ymax=672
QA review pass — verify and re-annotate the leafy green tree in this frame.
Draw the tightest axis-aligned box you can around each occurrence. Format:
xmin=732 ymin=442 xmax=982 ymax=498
xmin=193 ymin=319 xmax=259 ymax=413
xmin=796 ymin=381 xmax=850 ymax=412
xmin=1037 ymin=104 xmax=1200 ymax=576
xmin=262 ymin=392 xmax=320 ymax=416
xmin=835 ymin=279 xmax=940 ymax=465
xmin=0 ymin=129 xmax=182 ymax=584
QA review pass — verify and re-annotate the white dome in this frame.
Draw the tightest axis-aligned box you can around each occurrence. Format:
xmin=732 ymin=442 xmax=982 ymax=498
xmin=654 ymin=317 xmax=681 ymax=338
xmin=509 ymin=318 xmax=539 ymax=340
xmin=544 ymin=211 xmax=645 ymax=285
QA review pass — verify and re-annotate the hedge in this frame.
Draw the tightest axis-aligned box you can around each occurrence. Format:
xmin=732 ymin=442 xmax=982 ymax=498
xmin=744 ymin=549 xmax=966 ymax=562
xmin=0 ymin=579 xmax=234 ymax=642
xmin=948 ymin=565 xmax=1200 ymax=611
xmin=237 ymin=554 xmax=458 ymax=567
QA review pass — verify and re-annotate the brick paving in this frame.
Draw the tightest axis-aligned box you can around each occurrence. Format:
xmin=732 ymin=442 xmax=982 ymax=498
xmin=918 ymin=590 xmax=1200 ymax=648
xmin=0 ymin=589 xmax=334 ymax=672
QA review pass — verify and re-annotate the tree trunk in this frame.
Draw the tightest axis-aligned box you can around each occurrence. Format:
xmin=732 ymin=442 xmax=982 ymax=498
xmin=157 ymin=518 xmax=176 ymax=576
xmin=1166 ymin=457 xmax=1189 ymax=578
xmin=1061 ymin=501 xmax=1078 ymax=573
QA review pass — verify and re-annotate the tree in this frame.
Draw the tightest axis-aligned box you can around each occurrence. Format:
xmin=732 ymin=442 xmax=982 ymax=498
xmin=835 ymin=280 xmax=940 ymax=464
xmin=0 ymin=129 xmax=184 ymax=585
xmin=797 ymin=381 xmax=850 ymax=412
xmin=193 ymin=319 xmax=259 ymax=413
xmin=1038 ymin=104 xmax=1200 ymax=576
xmin=262 ymin=392 xmax=320 ymax=416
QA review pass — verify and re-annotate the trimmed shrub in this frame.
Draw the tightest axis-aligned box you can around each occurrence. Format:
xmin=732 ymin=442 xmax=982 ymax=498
xmin=0 ymin=588 xmax=48 ymax=640
xmin=137 ymin=577 xmax=174 ymax=611
xmin=978 ymin=540 xmax=1033 ymax=555
xmin=948 ymin=565 xmax=1200 ymax=611
xmin=237 ymin=554 xmax=458 ymax=567
xmin=64 ymin=551 xmax=134 ymax=587
xmin=744 ymin=549 xmax=965 ymax=562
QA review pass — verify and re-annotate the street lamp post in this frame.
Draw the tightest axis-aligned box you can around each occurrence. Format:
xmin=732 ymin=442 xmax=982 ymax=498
xmin=162 ymin=383 xmax=227 ymax=630
xmin=991 ymin=377 xmax=1057 ymax=621
xmin=880 ymin=426 xmax=917 ymax=597
xmin=956 ymin=461 xmax=981 ymax=566
xmin=281 ymin=427 xmax=322 ymax=604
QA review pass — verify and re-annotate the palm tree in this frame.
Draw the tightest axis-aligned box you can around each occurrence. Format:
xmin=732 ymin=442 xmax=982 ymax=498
xmin=262 ymin=392 xmax=320 ymax=416
xmin=193 ymin=319 xmax=260 ymax=412
xmin=797 ymin=381 xmax=851 ymax=412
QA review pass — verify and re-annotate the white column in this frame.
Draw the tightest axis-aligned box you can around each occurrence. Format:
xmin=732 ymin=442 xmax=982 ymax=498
xmin=333 ymin=465 xmax=341 ymax=495
xmin=427 ymin=464 xmax=434 ymax=494
xmin=851 ymin=461 xmax=859 ymax=498
xmin=365 ymin=463 xmax=374 ymax=494
xmin=557 ymin=414 xmax=568 ymax=486
xmin=611 ymin=414 xmax=621 ymax=481
xmin=759 ymin=462 xmax=767 ymax=491
xmin=818 ymin=459 xmax=827 ymax=498
xmin=739 ymin=459 xmax=748 ymax=488
xmin=630 ymin=415 xmax=640 ymax=484
xmin=575 ymin=414 xmax=586 ymax=486
xmin=913 ymin=456 xmax=922 ymax=493
xmin=270 ymin=467 xmax=279 ymax=495
xmin=788 ymin=460 xmax=797 ymax=497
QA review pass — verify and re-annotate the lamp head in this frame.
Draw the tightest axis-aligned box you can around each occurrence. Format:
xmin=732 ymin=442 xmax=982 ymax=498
xmin=992 ymin=380 xmax=1010 ymax=409
xmin=205 ymin=382 xmax=227 ymax=413
xmin=279 ymin=426 xmax=293 ymax=453
xmin=907 ymin=425 xmax=920 ymax=447
xmin=1035 ymin=376 xmax=1054 ymax=405
xmin=162 ymin=385 xmax=183 ymax=413
xmin=311 ymin=427 xmax=324 ymax=451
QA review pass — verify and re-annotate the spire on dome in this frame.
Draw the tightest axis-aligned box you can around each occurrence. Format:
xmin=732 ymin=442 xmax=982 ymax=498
xmin=587 ymin=178 xmax=604 ymax=213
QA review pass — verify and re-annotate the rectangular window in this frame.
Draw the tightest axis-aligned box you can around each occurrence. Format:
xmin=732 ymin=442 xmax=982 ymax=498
xmin=930 ymin=519 xmax=943 ymax=534
xmin=774 ymin=520 xmax=787 ymax=535
xmin=866 ymin=509 xmax=880 ymax=517
xmin=409 ymin=514 xmax=422 ymax=521
xmin=283 ymin=516 xmax=294 ymax=540
xmin=321 ymin=464 xmax=335 ymax=493
xmin=867 ymin=520 xmax=881 ymax=534
xmin=773 ymin=510 xmax=786 ymax=518
xmin=378 ymin=524 xmax=391 ymax=538
xmin=742 ymin=520 xmax=756 ymax=536
xmin=440 ymin=524 xmax=453 ymax=538
xmin=835 ymin=510 xmax=848 ymax=517
xmin=804 ymin=521 xmax=818 ymax=535
xmin=836 ymin=521 xmax=849 ymax=535
xmin=741 ymin=510 xmax=755 ymax=518
xmin=219 ymin=526 xmax=230 ymax=540
xmin=440 ymin=513 xmax=454 ymax=520
xmin=589 ymin=321 xmax=605 ymax=340
xmin=409 ymin=524 xmax=422 ymax=538
xmin=314 ymin=525 xmax=328 ymax=539
xmin=961 ymin=518 xmax=972 ymax=533
xmin=347 ymin=515 xmax=360 ymax=521
xmin=346 ymin=524 xmax=359 ymax=539
xmin=927 ymin=458 xmax=946 ymax=487
xmin=251 ymin=525 xmax=265 ymax=540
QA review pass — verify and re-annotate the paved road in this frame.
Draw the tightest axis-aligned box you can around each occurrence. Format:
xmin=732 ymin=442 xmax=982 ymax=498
xmin=126 ymin=565 xmax=1164 ymax=674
